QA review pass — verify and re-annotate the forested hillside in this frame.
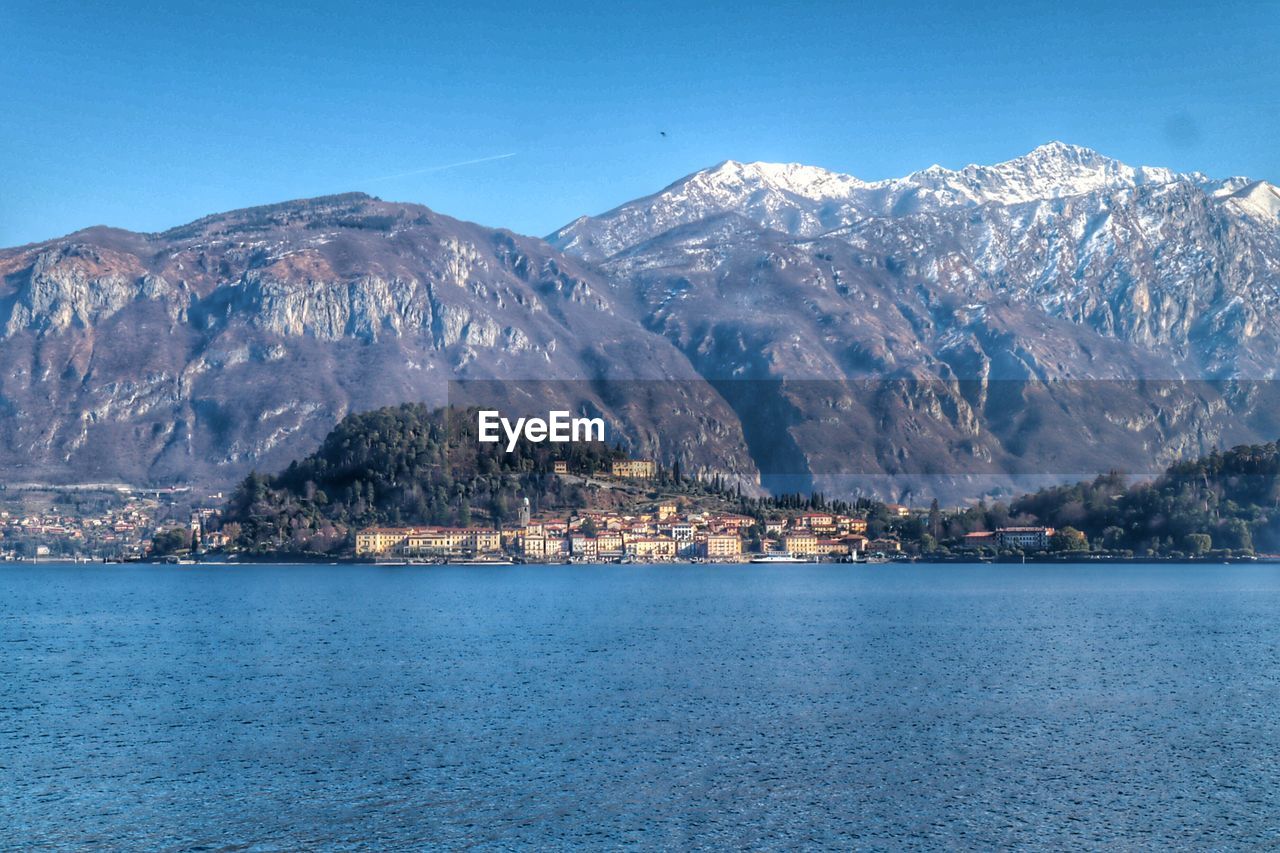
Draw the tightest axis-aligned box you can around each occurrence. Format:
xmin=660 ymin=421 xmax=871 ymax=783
xmin=223 ymin=405 xmax=628 ymax=551
xmin=1010 ymin=443 xmax=1280 ymax=555
xmin=222 ymin=403 xmax=885 ymax=554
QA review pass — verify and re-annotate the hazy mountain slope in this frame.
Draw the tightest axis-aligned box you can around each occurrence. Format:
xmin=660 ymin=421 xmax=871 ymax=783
xmin=0 ymin=194 xmax=758 ymax=488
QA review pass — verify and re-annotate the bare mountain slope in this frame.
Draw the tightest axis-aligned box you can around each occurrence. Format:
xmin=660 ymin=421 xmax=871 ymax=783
xmin=0 ymin=194 xmax=757 ymax=487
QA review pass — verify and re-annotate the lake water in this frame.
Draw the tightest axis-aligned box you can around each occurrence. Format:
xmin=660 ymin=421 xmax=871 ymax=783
xmin=2 ymin=563 xmax=1279 ymax=849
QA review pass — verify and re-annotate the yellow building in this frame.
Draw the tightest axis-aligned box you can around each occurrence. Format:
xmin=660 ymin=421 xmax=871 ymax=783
xmin=625 ymin=536 xmax=677 ymax=559
xmin=611 ymin=459 xmax=656 ymax=479
xmin=553 ymin=460 xmax=569 ymax=474
xmin=355 ymin=526 xmax=504 ymax=557
xmin=700 ymin=533 xmax=743 ymax=560
xmin=781 ymin=532 xmax=820 ymax=556
xmin=406 ymin=529 xmax=465 ymax=555
xmin=840 ymin=517 xmax=869 ymax=534
xmin=471 ymin=529 xmax=501 ymax=552
xmin=521 ymin=535 xmax=548 ymax=559
xmin=657 ymin=502 xmax=677 ymax=521
xmin=818 ymin=538 xmax=851 ymax=556
xmin=356 ymin=527 xmax=425 ymax=557
xmin=596 ymin=531 xmax=625 ymax=555
xmin=522 ymin=532 xmax=568 ymax=558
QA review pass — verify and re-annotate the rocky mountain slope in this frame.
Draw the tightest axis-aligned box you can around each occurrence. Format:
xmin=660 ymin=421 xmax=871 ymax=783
xmin=4 ymin=143 xmax=1278 ymax=501
xmin=0 ymin=194 xmax=757 ymax=488
xmin=552 ymin=143 xmax=1280 ymax=499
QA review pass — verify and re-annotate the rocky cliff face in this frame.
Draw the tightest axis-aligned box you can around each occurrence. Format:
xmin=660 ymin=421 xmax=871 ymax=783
xmin=0 ymin=194 xmax=758 ymax=489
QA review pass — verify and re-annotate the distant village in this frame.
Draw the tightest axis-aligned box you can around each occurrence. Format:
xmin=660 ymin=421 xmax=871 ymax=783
xmin=0 ymin=459 xmax=1067 ymax=563
xmin=353 ymin=458 xmax=1056 ymax=564
xmin=0 ymin=485 xmax=227 ymax=561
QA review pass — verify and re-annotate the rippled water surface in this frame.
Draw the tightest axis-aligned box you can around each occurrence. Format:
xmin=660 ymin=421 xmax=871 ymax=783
xmin=3 ymin=562 xmax=1280 ymax=849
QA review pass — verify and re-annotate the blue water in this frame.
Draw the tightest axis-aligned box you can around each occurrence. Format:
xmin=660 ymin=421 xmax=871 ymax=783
xmin=2 ymin=563 xmax=1279 ymax=849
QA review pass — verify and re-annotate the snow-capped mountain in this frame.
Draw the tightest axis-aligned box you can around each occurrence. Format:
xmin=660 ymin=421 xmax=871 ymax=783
xmin=549 ymin=159 xmax=874 ymax=261
xmin=867 ymin=141 xmax=1189 ymax=211
xmin=1217 ymin=179 xmax=1280 ymax=223
xmin=550 ymin=143 xmax=1280 ymax=499
xmin=554 ymin=142 xmax=1280 ymax=375
xmin=549 ymin=142 xmax=1248 ymax=259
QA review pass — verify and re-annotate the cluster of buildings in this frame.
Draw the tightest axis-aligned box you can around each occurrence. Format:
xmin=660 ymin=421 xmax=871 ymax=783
xmin=550 ymin=458 xmax=656 ymax=478
xmin=0 ymin=486 xmax=233 ymax=559
xmin=0 ymin=499 xmax=158 ymax=558
xmin=356 ymin=502 xmax=903 ymax=562
xmin=960 ymin=526 xmax=1056 ymax=551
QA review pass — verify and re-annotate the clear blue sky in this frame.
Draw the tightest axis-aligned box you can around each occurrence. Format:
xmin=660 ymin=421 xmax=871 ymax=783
xmin=1 ymin=0 xmax=1276 ymax=246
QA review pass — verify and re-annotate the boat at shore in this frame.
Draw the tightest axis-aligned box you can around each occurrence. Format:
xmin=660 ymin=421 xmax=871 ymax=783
xmin=749 ymin=553 xmax=809 ymax=564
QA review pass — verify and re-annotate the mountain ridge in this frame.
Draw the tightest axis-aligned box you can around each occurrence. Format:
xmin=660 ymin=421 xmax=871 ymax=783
xmin=0 ymin=193 xmax=760 ymax=489
xmin=548 ymin=142 xmax=1280 ymax=499
xmin=547 ymin=141 xmax=1267 ymax=261
xmin=3 ymin=142 xmax=1279 ymax=501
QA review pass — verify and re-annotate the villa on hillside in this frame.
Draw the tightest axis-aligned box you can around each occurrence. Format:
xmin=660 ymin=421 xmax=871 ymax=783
xmin=611 ymin=459 xmax=656 ymax=478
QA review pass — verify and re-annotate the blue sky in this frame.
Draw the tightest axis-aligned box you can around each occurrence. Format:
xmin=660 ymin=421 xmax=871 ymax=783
xmin=1 ymin=0 xmax=1276 ymax=246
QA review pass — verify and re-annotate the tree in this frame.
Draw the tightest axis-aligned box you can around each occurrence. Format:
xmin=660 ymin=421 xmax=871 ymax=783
xmin=1101 ymin=525 xmax=1126 ymax=550
xmin=1221 ymin=519 xmax=1253 ymax=553
xmin=1183 ymin=533 xmax=1212 ymax=555
xmin=150 ymin=528 xmax=190 ymax=557
xmin=1050 ymin=526 xmax=1089 ymax=552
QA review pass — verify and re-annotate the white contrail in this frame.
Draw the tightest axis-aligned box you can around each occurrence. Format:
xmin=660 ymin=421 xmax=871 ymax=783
xmin=364 ymin=152 xmax=517 ymax=182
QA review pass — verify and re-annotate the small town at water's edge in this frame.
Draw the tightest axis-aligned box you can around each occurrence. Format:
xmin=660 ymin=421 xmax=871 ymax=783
xmin=4 ymin=404 xmax=1274 ymax=565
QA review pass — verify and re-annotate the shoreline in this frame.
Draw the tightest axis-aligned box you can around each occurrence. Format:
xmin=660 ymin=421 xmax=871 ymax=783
xmin=13 ymin=553 xmax=1274 ymax=567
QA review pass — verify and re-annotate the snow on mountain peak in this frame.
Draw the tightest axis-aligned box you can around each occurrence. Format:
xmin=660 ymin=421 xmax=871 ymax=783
xmin=701 ymin=160 xmax=871 ymax=200
xmin=1220 ymin=180 xmax=1280 ymax=222
xmin=547 ymin=159 xmax=872 ymax=260
xmin=550 ymin=143 xmax=1258 ymax=261
xmin=884 ymin=141 xmax=1183 ymax=208
xmin=698 ymin=142 xmax=1184 ymax=211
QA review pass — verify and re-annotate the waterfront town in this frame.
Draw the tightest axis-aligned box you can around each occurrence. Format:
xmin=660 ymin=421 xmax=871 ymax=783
xmin=353 ymin=494 xmax=1056 ymax=563
xmin=346 ymin=454 xmax=1066 ymax=563
xmin=356 ymin=501 xmax=882 ymax=562
xmin=5 ymin=443 xmax=1268 ymax=563
xmin=0 ymin=459 xmax=1063 ymax=563
xmin=353 ymin=507 xmax=1059 ymax=560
